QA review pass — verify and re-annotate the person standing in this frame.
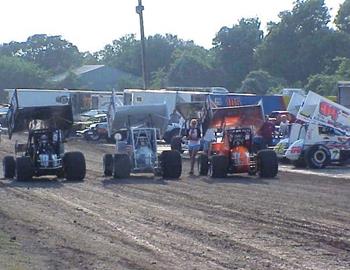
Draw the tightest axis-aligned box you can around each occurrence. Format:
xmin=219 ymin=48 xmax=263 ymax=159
xmin=259 ymin=115 xmax=275 ymax=148
xmin=187 ymin=119 xmax=201 ymax=175
xmin=203 ymin=127 xmax=216 ymax=155
xmin=279 ymin=115 xmax=290 ymax=138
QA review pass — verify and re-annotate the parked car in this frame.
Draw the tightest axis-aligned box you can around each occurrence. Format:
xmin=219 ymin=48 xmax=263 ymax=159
xmin=78 ymin=122 xmax=115 ymax=142
xmin=73 ymin=113 xmax=107 ymax=133
xmin=80 ymin=109 xmax=107 ymax=120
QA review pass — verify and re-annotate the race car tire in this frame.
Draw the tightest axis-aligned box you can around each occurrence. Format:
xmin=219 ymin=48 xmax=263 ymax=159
xmin=210 ymin=155 xmax=228 ymax=178
xmin=113 ymin=154 xmax=131 ymax=179
xmin=64 ymin=152 xmax=86 ymax=181
xmin=305 ymin=145 xmax=330 ymax=169
xmin=258 ymin=149 xmax=278 ymax=178
xmin=16 ymin=157 xmax=33 ymax=181
xmin=3 ymin=156 xmax=15 ymax=179
xmin=160 ymin=150 xmax=182 ymax=179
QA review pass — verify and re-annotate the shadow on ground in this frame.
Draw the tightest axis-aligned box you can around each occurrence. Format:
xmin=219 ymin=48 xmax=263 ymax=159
xmin=102 ymin=174 xmax=168 ymax=186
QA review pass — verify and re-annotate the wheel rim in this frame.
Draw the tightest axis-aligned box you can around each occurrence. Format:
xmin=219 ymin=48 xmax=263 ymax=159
xmin=314 ymin=150 xmax=326 ymax=164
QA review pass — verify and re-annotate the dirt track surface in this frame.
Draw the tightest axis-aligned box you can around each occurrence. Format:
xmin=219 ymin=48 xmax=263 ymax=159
xmin=0 ymin=136 xmax=350 ymax=270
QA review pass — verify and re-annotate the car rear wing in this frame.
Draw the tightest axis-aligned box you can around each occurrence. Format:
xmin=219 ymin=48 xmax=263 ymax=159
xmin=297 ymin=91 xmax=350 ymax=135
xmin=6 ymin=89 xmax=73 ymax=138
xmin=286 ymin=92 xmax=305 ymax=116
xmin=205 ymin=93 xmax=286 ymax=115
xmin=107 ymin=90 xmax=168 ymax=136
xmin=205 ymin=104 xmax=264 ymax=133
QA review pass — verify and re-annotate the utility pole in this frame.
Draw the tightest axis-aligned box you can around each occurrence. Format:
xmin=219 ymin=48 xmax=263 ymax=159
xmin=136 ymin=0 xmax=147 ymax=89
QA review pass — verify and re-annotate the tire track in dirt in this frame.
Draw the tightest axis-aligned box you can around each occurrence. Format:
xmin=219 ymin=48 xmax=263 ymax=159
xmin=52 ymin=174 xmax=350 ymax=268
xmin=1 ymin=138 xmax=350 ymax=269
xmin=0 ymin=185 xmax=176 ymax=270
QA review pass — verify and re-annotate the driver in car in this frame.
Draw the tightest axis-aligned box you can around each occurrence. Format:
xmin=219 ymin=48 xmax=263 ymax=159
xmin=135 ymin=134 xmax=154 ymax=167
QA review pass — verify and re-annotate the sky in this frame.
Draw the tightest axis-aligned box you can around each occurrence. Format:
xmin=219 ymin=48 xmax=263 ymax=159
xmin=0 ymin=0 xmax=345 ymax=53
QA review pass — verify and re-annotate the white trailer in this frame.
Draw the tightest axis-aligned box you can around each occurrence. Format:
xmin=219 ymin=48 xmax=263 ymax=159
xmin=123 ymin=88 xmax=212 ymax=117
xmin=4 ymin=89 xmax=122 ymax=120
xmin=338 ymin=81 xmax=350 ymax=109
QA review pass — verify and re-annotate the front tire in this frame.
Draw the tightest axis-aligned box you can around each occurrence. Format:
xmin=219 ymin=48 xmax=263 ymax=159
xmin=160 ymin=150 xmax=182 ymax=179
xmin=210 ymin=155 xmax=228 ymax=178
xmin=16 ymin=157 xmax=33 ymax=181
xmin=258 ymin=149 xmax=278 ymax=178
xmin=113 ymin=154 xmax=131 ymax=179
xmin=3 ymin=156 xmax=15 ymax=179
xmin=63 ymin=152 xmax=86 ymax=181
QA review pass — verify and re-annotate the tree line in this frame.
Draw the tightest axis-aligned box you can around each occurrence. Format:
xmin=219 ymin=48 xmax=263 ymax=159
xmin=1 ymin=0 xmax=350 ymax=96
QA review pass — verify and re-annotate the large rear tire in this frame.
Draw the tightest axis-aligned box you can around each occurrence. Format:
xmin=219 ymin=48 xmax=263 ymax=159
xmin=210 ymin=155 xmax=228 ymax=178
xmin=305 ymin=145 xmax=330 ymax=169
xmin=198 ymin=153 xmax=209 ymax=176
xmin=160 ymin=150 xmax=182 ymax=179
xmin=3 ymin=156 xmax=15 ymax=179
xmin=258 ymin=149 xmax=278 ymax=178
xmin=103 ymin=154 xmax=113 ymax=176
xmin=113 ymin=154 xmax=131 ymax=179
xmin=63 ymin=152 xmax=86 ymax=181
xmin=16 ymin=157 xmax=33 ymax=181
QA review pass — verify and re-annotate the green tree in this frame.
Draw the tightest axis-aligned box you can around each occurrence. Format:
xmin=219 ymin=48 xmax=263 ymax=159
xmin=0 ymin=55 xmax=48 ymax=90
xmin=335 ymin=57 xmax=350 ymax=79
xmin=115 ymin=75 xmax=143 ymax=91
xmin=213 ymin=18 xmax=264 ymax=89
xmin=240 ymin=70 xmax=286 ymax=95
xmin=95 ymin=34 xmax=141 ymax=76
xmin=335 ymin=0 xmax=350 ymax=34
xmin=167 ymin=46 xmax=217 ymax=87
xmin=0 ymin=34 xmax=83 ymax=74
xmin=81 ymin=51 xmax=99 ymax=65
xmin=97 ymin=33 xmax=195 ymax=86
xmin=146 ymin=34 xmax=193 ymax=78
xmin=150 ymin=68 xmax=169 ymax=88
xmin=255 ymin=0 xmax=343 ymax=84
xmin=304 ymin=74 xmax=339 ymax=96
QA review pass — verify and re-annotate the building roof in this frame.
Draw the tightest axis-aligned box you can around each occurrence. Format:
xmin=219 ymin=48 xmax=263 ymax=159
xmin=73 ymin=65 xmax=105 ymax=76
xmin=50 ymin=65 xmax=105 ymax=82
